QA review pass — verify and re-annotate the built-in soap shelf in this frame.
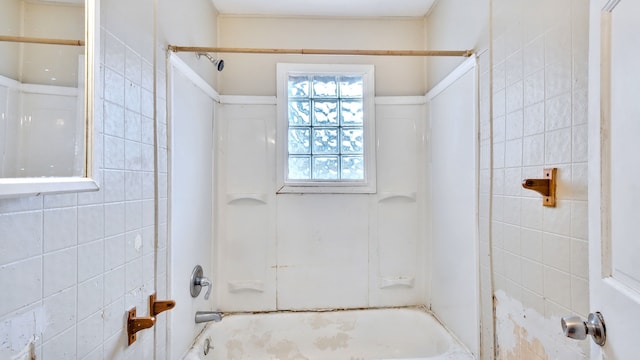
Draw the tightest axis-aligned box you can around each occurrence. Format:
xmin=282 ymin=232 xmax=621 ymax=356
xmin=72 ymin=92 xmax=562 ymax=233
xmin=226 ymin=193 xmax=268 ymax=205
xmin=379 ymin=276 xmax=415 ymax=289
xmin=228 ymin=280 xmax=265 ymax=293
xmin=377 ymin=192 xmax=417 ymax=203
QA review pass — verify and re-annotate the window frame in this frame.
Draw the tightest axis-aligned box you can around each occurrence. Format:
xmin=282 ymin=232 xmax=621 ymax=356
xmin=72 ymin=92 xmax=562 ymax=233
xmin=276 ymin=63 xmax=376 ymax=194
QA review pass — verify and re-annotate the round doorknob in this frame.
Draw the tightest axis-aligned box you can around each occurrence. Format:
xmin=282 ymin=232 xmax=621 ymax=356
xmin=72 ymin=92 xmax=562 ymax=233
xmin=561 ymin=315 xmax=587 ymax=340
xmin=561 ymin=312 xmax=606 ymax=346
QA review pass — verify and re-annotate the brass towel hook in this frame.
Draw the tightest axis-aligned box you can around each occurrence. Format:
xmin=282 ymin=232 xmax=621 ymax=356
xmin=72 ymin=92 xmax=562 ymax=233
xmin=126 ymin=294 xmax=176 ymax=345
xmin=127 ymin=307 xmax=155 ymax=345
xmin=149 ymin=293 xmax=176 ymax=316
xmin=522 ymin=168 xmax=557 ymax=207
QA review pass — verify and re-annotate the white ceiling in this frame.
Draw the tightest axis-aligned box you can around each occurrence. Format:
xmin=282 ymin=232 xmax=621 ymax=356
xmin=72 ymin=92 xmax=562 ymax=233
xmin=210 ymin=0 xmax=437 ymax=17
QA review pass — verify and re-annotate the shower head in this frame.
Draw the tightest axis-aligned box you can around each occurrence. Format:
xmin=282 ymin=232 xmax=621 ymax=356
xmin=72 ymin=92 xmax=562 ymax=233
xmin=212 ymin=58 xmax=224 ymax=72
xmin=196 ymin=52 xmax=224 ymax=72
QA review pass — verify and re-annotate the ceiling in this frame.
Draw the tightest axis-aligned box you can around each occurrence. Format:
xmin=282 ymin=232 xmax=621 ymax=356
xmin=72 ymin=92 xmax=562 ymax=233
xmin=210 ymin=0 xmax=437 ymax=18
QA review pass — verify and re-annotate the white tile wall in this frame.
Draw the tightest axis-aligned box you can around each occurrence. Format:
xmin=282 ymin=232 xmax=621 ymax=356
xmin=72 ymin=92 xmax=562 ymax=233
xmin=0 ymin=212 xmax=42 ymax=265
xmin=491 ymin=0 xmax=590 ymax=357
xmin=0 ymin=28 xmax=166 ymax=359
xmin=43 ymin=287 xmax=76 ymax=342
xmin=43 ymin=248 xmax=77 ymax=297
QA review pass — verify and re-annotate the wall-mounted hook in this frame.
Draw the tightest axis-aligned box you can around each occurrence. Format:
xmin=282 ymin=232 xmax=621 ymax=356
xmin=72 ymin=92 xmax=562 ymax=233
xmin=127 ymin=307 xmax=155 ymax=346
xmin=522 ymin=168 xmax=557 ymax=207
xmin=149 ymin=293 xmax=176 ymax=316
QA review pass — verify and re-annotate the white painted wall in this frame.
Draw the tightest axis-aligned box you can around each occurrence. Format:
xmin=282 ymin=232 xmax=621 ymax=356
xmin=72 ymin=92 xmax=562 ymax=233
xmin=168 ymin=56 xmax=216 ymax=360
xmin=427 ymin=59 xmax=479 ymax=356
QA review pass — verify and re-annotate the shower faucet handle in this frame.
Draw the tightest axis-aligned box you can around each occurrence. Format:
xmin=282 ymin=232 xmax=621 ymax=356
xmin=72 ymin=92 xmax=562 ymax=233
xmin=198 ymin=276 xmax=212 ymax=300
xmin=190 ymin=265 xmax=212 ymax=300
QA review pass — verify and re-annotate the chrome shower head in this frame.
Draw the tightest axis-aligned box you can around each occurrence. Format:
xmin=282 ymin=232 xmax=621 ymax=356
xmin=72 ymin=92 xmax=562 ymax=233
xmin=196 ymin=52 xmax=224 ymax=72
xmin=213 ymin=58 xmax=224 ymax=72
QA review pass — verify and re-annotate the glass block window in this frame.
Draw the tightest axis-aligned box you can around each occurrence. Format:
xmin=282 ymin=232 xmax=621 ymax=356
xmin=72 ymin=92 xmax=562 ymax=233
xmin=277 ymin=64 xmax=376 ymax=193
xmin=287 ymin=75 xmax=364 ymax=181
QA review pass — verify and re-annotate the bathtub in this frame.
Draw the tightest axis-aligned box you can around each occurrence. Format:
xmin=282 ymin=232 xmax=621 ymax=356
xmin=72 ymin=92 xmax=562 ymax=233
xmin=182 ymin=307 xmax=474 ymax=360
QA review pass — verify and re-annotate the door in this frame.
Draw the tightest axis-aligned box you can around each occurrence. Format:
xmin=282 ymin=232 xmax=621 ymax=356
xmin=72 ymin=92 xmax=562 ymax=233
xmin=588 ymin=0 xmax=640 ymax=358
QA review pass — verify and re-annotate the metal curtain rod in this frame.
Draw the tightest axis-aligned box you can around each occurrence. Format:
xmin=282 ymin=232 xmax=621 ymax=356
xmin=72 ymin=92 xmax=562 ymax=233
xmin=0 ymin=35 xmax=85 ymax=46
xmin=168 ymin=45 xmax=474 ymax=57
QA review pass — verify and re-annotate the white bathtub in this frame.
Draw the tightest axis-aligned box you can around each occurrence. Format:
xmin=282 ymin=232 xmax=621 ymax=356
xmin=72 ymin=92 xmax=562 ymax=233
xmin=182 ymin=307 xmax=474 ymax=360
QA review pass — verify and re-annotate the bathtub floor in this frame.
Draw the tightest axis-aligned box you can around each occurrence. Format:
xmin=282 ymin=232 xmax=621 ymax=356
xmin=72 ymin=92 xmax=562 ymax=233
xmin=187 ymin=308 xmax=474 ymax=360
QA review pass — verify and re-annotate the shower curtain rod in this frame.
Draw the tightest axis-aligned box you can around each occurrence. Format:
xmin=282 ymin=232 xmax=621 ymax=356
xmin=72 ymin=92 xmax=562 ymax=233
xmin=0 ymin=35 xmax=85 ymax=46
xmin=168 ymin=45 xmax=474 ymax=57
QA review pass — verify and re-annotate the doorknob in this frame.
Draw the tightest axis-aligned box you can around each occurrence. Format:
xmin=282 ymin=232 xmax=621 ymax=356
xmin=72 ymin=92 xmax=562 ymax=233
xmin=561 ymin=312 xmax=606 ymax=346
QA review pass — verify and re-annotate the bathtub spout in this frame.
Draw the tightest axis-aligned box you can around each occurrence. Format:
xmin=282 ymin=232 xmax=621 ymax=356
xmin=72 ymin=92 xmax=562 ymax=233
xmin=195 ymin=311 xmax=223 ymax=324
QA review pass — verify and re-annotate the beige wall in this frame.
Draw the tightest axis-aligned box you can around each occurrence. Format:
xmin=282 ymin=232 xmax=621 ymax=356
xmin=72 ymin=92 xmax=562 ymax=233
xmin=218 ymin=16 xmax=427 ymax=96
xmin=158 ymin=0 xmax=220 ymax=89
xmin=23 ymin=2 xmax=84 ymax=86
xmin=426 ymin=0 xmax=489 ymax=90
xmin=0 ymin=0 xmax=24 ymax=80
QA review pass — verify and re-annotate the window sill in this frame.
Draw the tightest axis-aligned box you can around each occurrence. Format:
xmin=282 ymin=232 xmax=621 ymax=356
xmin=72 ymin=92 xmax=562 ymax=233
xmin=277 ymin=181 xmax=376 ymax=194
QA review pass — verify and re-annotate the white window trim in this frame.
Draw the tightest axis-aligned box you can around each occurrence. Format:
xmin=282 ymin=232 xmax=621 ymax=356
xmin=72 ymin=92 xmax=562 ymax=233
xmin=276 ymin=63 xmax=376 ymax=194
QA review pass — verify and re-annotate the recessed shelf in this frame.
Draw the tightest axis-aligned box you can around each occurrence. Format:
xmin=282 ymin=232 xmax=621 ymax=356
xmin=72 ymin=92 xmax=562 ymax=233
xmin=378 ymin=192 xmax=417 ymax=203
xmin=379 ymin=276 xmax=415 ymax=289
xmin=226 ymin=193 xmax=268 ymax=205
xmin=228 ymin=280 xmax=265 ymax=293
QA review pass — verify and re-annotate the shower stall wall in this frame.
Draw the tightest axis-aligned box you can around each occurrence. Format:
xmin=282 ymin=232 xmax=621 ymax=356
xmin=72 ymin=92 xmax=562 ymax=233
xmin=0 ymin=75 xmax=84 ymax=178
xmin=167 ymin=15 xmax=481 ymax=360
xmin=214 ymin=98 xmax=428 ymax=312
xmin=427 ymin=57 xmax=480 ymax=356
xmin=167 ymin=53 xmax=217 ymax=360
